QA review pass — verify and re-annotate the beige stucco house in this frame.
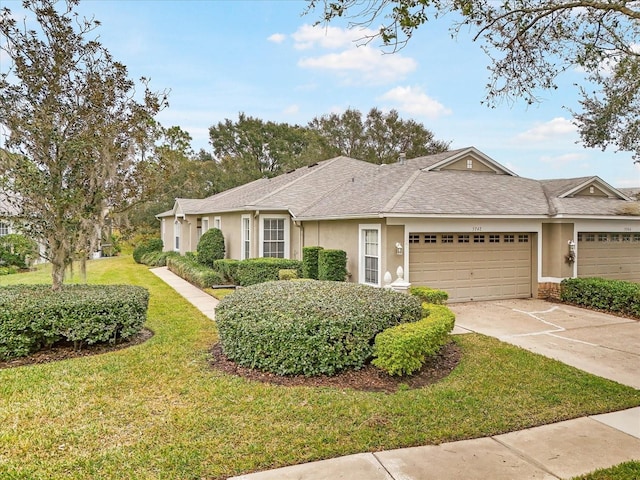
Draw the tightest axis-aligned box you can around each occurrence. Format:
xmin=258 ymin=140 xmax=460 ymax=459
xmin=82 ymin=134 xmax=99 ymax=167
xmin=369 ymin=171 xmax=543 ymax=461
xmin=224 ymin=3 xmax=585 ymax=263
xmin=158 ymin=147 xmax=640 ymax=302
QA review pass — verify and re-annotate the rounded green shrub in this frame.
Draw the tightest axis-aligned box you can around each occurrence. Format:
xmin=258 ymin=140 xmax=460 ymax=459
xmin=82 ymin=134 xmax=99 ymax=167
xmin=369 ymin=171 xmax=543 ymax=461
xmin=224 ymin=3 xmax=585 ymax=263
xmin=216 ymin=280 xmax=423 ymax=376
xmin=197 ymin=228 xmax=225 ymax=267
xmin=133 ymin=237 xmax=163 ymax=264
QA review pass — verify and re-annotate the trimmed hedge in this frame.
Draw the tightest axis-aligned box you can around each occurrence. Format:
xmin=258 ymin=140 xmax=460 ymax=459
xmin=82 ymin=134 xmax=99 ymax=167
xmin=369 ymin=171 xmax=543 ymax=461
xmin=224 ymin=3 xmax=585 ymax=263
xmin=197 ymin=228 xmax=225 ymax=267
xmin=139 ymin=250 xmax=178 ymax=267
xmin=318 ymin=249 xmax=347 ymax=281
xmin=167 ymin=255 xmax=224 ymax=288
xmin=213 ymin=259 xmax=240 ymax=284
xmin=409 ymin=286 xmax=449 ymax=305
xmin=133 ymin=237 xmax=163 ymax=264
xmin=302 ymin=246 xmax=323 ymax=279
xmin=235 ymin=258 xmax=303 ymax=286
xmin=561 ymin=277 xmax=640 ymax=318
xmin=278 ymin=269 xmax=298 ymax=280
xmin=372 ymin=304 xmax=456 ymax=376
xmin=0 ymin=284 xmax=149 ymax=360
xmin=216 ymin=280 xmax=423 ymax=376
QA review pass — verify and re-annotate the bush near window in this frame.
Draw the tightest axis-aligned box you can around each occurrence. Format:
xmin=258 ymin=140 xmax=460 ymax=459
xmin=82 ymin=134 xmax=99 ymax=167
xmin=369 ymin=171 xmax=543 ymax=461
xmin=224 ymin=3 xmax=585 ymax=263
xmin=0 ymin=284 xmax=149 ymax=360
xmin=216 ymin=280 xmax=423 ymax=376
xmin=235 ymin=258 xmax=303 ymax=286
xmin=318 ymin=249 xmax=347 ymax=281
xmin=213 ymin=259 xmax=240 ymax=284
xmin=167 ymin=255 xmax=224 ymax=289
xmin=0 ymin=233 xmax=38 ymax=269
xmin=409 ymin=286 xmax=449 ymax=305
xmin=132 ymin=237 xmax=163 ymax=264
xmin=372 ymin=303 xmax=456 ymax=376
xmin=197 ymin=228 xmax=225 ymax=267
xmin=302 ymin=246 xmax=323 ymax=279
xmin=561 ymin=277 xmax=640 ymax=318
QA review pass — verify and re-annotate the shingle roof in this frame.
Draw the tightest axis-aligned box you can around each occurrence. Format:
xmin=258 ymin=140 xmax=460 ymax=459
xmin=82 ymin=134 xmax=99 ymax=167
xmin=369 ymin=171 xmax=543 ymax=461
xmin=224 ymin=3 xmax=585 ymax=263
xmin=159 ymin=148 xmax=639 ymax=221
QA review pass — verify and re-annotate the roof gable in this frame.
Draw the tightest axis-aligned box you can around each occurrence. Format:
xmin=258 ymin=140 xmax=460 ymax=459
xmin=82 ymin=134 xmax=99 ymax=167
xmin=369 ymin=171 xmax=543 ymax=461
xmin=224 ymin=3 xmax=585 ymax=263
xmin=556 ymin=177 xmax=631 ymax=200
xmin=422 ymin=147 xmax=518 ymax=176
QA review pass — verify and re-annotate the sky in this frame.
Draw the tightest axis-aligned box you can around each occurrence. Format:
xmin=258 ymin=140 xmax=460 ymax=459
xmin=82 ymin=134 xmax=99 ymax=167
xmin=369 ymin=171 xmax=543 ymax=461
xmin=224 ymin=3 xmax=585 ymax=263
xmin=2 ymin=0 xmax=640 ymax=188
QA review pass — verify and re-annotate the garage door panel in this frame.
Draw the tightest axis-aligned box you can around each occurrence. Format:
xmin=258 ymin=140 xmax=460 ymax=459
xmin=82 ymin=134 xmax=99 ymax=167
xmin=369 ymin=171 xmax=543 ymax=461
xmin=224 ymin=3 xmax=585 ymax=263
xmin=409 ymin=232 xmax=532 ymax=302
xmin=578 ymin=233 xmax=640 ymax=282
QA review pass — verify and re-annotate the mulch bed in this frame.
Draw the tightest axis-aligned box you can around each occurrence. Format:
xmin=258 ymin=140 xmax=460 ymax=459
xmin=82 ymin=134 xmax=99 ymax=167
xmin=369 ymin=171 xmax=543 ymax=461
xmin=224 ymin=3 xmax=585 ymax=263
xmin=209 ymin=341 xmax=462 ymax=393
xmin=0 ymin=328 xmax=154 ymax=370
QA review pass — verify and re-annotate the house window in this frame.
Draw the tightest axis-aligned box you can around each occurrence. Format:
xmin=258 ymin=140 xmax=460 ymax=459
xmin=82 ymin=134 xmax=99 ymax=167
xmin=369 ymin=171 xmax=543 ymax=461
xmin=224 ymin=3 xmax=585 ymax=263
xmin=174 ymin=220 xmax=181 ymax=251
xmin=409 ymin=233 xmax=420 ymax=244
xmin=241 ymin=215 xmax=251 ymax=260
xmin=585 ymin=234 xmax=595 ymax=242
xmin=634 ymin=234 xmax=640 ymax=242
xmin=466 ymin=159 xmax=473 ymax=169
xmin=202 ymin=217 xmax=209 ymax=234
xmin=611 ymin=234 xmax=619 ymax=242
xmin=473 ymin=234 xmax=485 ymax=243
xmin=360 ymin=224 xmax=380 ymax=286
xmin=441 ymin=234 xmax=453 ymax=244
xmin=504 ymin=234 xmax=514 ymax=243
xmin=424 ymin=234 xmax=437 ymax=244
xmin=457 ymin=234 xmax=469 ymax=243
xmin=489 ymin=234 xmax=500 ymax=243
xmin=577 ymin=233 xmax=583 ymax=242
xmin=518 ymin=234 xmax=529 ymax=243
xmin=598 ymin=234 xmax=608 ymax=242
xmin=623 ymin=234 xmax=631 ymax=242
xmin=260 ymin=215 xmax=289 ymax=258
xmin=213 ymin=216 xmax=221 ymax=230
xmin=0 ymin=221 xmax=8 ymax=237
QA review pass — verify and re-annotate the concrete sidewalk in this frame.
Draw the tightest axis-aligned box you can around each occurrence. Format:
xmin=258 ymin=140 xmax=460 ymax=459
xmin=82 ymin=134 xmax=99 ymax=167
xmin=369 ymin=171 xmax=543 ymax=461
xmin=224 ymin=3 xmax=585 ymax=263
xmin=148 ymin=270 xmax=640 ymax=480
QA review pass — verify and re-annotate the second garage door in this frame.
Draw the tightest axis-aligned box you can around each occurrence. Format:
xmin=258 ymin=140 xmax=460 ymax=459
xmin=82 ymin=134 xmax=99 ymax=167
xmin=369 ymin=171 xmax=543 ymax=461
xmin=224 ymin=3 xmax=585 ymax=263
xmin=577 ymin=232 xmax=640 ymax=282
xmin=409 ymin=232 xmax=532 ymax=302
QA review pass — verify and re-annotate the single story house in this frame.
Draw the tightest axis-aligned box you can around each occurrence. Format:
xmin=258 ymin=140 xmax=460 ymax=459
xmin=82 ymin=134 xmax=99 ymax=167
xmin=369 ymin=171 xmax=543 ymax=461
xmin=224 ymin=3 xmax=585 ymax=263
xmin=158 ymin=147 xmax=640 ymax=302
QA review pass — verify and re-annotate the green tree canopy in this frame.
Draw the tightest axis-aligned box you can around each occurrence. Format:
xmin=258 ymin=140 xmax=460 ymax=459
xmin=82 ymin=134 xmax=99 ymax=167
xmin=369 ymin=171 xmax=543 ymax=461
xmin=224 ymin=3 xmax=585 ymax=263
xmin=0 ymin=0 xmax=167 ymax=289
xmin=308 ymin=0 xmax=640 ymax=158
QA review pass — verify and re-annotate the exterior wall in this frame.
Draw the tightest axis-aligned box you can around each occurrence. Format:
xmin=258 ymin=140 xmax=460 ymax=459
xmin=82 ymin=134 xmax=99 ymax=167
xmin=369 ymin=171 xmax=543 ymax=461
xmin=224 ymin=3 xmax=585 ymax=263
xmin=384 ymin=224 xmax=405 ymax=281
xmin=442 ymin=155 xmax=496 ymax=173
xmin=541 ymin=223 xmax=574 ymax=279
xmin=575 ymin=185 xmax=608 ymax=197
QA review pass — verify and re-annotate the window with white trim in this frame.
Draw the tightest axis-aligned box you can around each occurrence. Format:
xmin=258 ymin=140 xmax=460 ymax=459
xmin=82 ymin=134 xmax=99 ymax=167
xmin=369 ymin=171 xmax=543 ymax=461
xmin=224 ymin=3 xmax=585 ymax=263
xmin=0 ymin=221 xmax=9 ymax=237
xmin=174 ymin=220 xmax=181 ymax=251
xmin=213 ymin=216 xmax=221 ymax=230
xmin=241 ymin=215 xmax=251 ymax=260
xmin=360 ymin=225 xmax=381 ymax=286
xmin=202 ymin=217 xmax=209 ymax=234
xmin=260 ymin=215 xmax=289 ymax=258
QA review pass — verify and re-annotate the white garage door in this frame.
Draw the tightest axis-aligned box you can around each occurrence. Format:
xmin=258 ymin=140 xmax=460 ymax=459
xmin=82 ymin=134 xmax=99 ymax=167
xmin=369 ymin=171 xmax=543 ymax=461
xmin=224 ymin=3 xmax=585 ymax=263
xmin=577 ymin=232 xmax=640 ymax=282
xmin=409 ymin=233 xmax=532 ymax=302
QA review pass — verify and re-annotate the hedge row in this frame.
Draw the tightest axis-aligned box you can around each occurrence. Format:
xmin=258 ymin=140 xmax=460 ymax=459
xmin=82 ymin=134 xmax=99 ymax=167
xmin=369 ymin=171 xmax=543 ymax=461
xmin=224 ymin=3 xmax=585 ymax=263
xmin=409 ymin=286 xmax=449 ymax=305
xmin=216 ymin=280 xmax=423 ymax=376
xmin=139 ymin=251 xmax=178 ymax=267
xmin=167 ymin=255 xmax=225 ymax=288
xmin=372 ymin=303 xmax=455 ymax=376
xmin=0 ymin=284 xmax=149 ymax=360
xmin=561 ymin=277 xmax=640 ymax=318
xmin=211 ymin=258 xmax=303 ymax=286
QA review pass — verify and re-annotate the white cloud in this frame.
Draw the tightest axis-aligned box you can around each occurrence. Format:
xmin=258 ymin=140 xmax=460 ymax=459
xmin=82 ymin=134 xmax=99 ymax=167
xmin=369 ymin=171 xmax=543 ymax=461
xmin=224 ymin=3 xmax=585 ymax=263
xmin=268 ymin=33 xmax=286 ymax=44
xmin=298 ymin=46 xmax=416 ymax=85
xmin=517 ymin=117 xmax=576 ymax=141
xmin=539 ymin=152 xmax=587 ymax=166
xmin=378 ymin=86 xmax=452 ymax=119
xmin=283 ymin=104 xmax=299 ymax=115
xmin=292 ymin=24 xmax=375 ymax=51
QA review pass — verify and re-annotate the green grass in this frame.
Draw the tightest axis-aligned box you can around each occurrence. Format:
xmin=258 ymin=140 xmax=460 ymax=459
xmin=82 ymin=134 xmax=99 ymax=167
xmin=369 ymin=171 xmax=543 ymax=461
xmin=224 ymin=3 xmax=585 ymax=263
xmin=1 ymin=256 xmax=639 ymax=479
xmin=573 ymin=462 xmax=640 ymax=479
xmin=204 ymin=287 xmax=235 ymax=300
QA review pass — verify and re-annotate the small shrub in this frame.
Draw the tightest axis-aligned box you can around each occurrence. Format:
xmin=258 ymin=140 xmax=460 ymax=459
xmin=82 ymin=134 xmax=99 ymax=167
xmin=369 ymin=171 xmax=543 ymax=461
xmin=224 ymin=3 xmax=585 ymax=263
xmin=0 ymin=233 xmax=38 ymax=268
xmin=278 ymin=269 xmax=298 ymax=280
xmin=140 ymin=250 xmax=178 ymax=267
xmin=167 ymin=255 xmax=224 ymax=288
xmin=236 ymin=258 xmax=303 ymax=286
xmin=213 ymin=259 xmax=240 ymax=284
xmin=216 ymin=280 xmax=423 ymax=376
xmin=302 ymin=246 xmax=323 ymax=279
xmin=0 ymin=266 xmax=19 ymax=276
xmin=372 ymin=304 xmax=456 ymax=376
xmin=318 ymin=249 xmax=347 ymax=281
xmin=561 ymin=277 xmax=640 ymax=318
xmin=0 ymin=284 xmax=149 ymax=360
xmin=133 ymin=237 xmax=163 ymax=264
xmin=197 ymin=228 xmax=225 ymax=267
xmin=410 ymin=286 xmax=449 ymax=305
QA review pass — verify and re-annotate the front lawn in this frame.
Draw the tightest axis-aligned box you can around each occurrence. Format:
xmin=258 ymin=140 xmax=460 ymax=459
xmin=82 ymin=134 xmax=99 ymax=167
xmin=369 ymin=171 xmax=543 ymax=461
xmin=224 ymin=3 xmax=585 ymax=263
xmin=1 ymin=256 xmax=639 ymax=479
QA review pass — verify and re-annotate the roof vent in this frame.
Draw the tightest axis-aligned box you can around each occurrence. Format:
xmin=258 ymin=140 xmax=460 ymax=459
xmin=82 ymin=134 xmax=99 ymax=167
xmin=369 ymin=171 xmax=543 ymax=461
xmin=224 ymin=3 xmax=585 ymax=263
xmin=398 ymin=152 xmax=406 ymax=165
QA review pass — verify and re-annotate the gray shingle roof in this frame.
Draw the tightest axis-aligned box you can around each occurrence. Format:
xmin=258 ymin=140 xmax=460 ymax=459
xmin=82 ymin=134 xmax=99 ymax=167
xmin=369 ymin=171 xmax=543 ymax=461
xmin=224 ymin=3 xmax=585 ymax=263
xmin=160 ymin=148 xmax=639 ymax=220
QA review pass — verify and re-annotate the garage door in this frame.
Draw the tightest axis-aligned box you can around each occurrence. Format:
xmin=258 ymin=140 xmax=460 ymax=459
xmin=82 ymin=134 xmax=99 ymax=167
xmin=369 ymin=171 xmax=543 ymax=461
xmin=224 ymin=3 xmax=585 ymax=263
xmin=409 ymin=233 xmax=532 ymax=302
xmin=577 ymin=232 xmax=640 ymax=282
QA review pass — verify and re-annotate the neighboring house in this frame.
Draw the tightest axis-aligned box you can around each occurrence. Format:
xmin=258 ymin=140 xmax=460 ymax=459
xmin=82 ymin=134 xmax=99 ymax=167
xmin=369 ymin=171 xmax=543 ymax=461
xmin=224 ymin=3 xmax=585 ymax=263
xmin=158 ymin=147 xmax=640 ymax=302
xmin=0 ymin=195 xmax=18 ymax=237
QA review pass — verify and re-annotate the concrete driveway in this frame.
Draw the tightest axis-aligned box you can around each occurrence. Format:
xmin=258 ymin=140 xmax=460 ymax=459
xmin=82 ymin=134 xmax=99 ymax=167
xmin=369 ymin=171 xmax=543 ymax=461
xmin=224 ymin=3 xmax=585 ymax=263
xmin=449 ymin=298 xmax=640 ymax=389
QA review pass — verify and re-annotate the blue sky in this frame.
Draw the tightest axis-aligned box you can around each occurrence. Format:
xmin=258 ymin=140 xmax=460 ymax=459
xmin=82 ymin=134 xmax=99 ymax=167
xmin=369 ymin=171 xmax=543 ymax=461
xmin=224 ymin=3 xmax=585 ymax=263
xmin=3 ymin=0 xmax=639 ymax=187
